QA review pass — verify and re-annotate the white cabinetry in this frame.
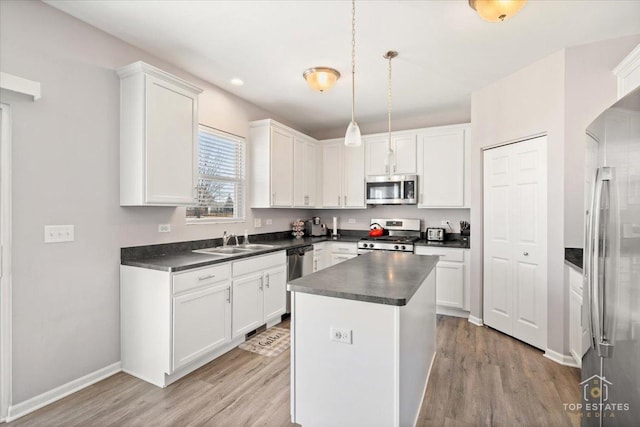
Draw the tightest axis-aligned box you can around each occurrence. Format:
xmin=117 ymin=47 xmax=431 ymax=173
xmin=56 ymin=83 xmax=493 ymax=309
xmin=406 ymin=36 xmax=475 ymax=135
xmin=320 ymin=139 xmax=365 ymax=208
xmin=121 ymin=262 xmax=233 ymax=387
xmin=417 ymin=124 xmax=470 ymax=208
xmin=614 ymin=43 xmax=640 ymax=99
xmin=293 ymin=136 xmax=318 ymax=207
xmin=250 ymin=119 xmax=319 ymax=208
xmin=567 ymin=264 xmax=588 ymax=367
xmin=365 ymin=133 xmax=416 ymax=176
xmin=231 ymin=251 xmax=287 ymax=337
xmin=117 ymin=61 xmax=202 ymax=206
xmin=414 ymin=246 xmax=470 ymax=314
xmin=330 ymin=242 xmax=358 ymax=266
xmin=313 ymin=242 xmax=329 ymax=272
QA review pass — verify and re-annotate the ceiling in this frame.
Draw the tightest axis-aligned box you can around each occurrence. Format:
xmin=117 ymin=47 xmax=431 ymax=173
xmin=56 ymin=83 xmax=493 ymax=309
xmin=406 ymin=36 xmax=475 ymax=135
xmin=44 ymin=0 xmax=640 ymax=136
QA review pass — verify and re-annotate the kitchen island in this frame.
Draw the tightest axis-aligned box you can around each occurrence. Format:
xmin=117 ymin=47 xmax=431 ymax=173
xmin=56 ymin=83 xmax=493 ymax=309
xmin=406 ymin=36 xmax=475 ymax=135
xmin=288 ymin=251 xmax=438 ymax=427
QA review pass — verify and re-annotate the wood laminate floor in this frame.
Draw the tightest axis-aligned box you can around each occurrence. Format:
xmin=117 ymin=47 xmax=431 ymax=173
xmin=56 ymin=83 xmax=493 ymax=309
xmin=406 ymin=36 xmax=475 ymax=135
xmin=8 ymin=316 xmax=580 ymax=426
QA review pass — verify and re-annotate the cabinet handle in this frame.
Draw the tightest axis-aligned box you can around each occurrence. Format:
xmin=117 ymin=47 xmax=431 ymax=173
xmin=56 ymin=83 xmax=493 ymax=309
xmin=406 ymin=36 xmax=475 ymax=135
xmin=344 ymin=195 xmax=347 ymax=206
xmin=265 ymin=274 xmax=270 ymax=288
xmin=304 ymin=195 xmax=309 ymax=205
xmin=337 ymin=196 xmax=340 ymax=206
xmin=198 ymin=274 xmax=216 ymax=281
xmin=393 ymin=164 xmax=396 ymax=173
xmin=338 ymin=247 xmax=349 ymax=252
xmin=385 ymin=164 xmax=390 ymax=174
xmin=226 ymin=287 xmax=231 ymax=303
xmin=193 ymin=186 xmax=198 ymax=199
xmin=272 ymin=193 xmax=276 ymax=204
xmin=259 ymin=277 xmax=264 ymax=290
xmin=420 ymin=193 xmax=423 ymax=204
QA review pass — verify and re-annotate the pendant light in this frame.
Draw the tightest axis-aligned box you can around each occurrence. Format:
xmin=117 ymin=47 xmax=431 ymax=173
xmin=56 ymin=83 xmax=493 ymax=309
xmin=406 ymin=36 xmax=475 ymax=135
xmin=344 ymin=0 xmax=362 ymax=147
xmin=468 ymin=0 xmax=526 ymax=22
xmin=384 ymin=51 xmax=398 ymax=173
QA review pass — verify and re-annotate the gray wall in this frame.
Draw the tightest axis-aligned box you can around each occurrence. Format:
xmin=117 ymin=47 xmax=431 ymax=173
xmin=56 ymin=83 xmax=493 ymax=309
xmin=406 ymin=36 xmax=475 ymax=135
xmin=0 ymin=0 xmax=308 ymax=404
xmin=470 ymin=34 xmax=640 ymax=356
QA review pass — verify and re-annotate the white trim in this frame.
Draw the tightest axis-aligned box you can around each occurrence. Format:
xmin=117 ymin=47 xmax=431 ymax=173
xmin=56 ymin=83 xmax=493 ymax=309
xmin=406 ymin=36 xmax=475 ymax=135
xmin=0 ymin=72 xmax=41 ymax=101
xmin=412 ymin=352 xmax=436 ymax=427
xmin=543 ymin=348 xmax=580 ymax=368
xmin=467 ymin=315 xmax=484 ymax=327
xmin=7 ymin=362 xmax=121 ymax=422
xmin=613 ymin=43 xmax=640 ymax=99
xmin=0 ymin=103 xmax=12 ymax=422
xmin=436 ymin=306 xmax=470 ymax=319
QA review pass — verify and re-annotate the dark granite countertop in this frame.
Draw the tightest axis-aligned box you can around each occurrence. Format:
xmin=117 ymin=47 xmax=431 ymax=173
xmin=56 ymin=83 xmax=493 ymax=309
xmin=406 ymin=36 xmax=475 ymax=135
xmin=287 ymin=251 xmax=438 ymax=306
xmin=121 ymin=235 xmax=362 ymax=272
xmin=565 ymin=248 xmax=583 ymax=272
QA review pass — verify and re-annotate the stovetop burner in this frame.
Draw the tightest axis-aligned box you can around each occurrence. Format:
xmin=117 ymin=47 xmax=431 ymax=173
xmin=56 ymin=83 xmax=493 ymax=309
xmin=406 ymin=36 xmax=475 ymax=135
xmin=360 ymin=236 xmax=419 ymax=243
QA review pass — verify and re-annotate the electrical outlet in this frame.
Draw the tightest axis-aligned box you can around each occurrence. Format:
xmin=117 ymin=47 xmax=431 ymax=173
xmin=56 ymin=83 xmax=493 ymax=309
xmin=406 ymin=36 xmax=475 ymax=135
xmin=158 ymin=224 xmax=171 ymax=233
xmin=330 ymin=327 xmax=352 ymax=344
xmin=44 ymin=225 xmax=74 ymax=243
xmin=441 ymin=220 xmax=450 ymax=226
xmin=265 ymin=219 xmax=272 ymax=225
xmin=254 ymin=218 xmax=262 ymax=228
xmin=348 ymin=218 xmax=356 ymax=224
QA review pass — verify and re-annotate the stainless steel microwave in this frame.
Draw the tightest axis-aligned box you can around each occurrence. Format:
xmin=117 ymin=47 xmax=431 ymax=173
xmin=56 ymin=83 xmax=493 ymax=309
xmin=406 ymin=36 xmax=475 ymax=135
xmin=365 ymin=174 xmax=417 ymax=205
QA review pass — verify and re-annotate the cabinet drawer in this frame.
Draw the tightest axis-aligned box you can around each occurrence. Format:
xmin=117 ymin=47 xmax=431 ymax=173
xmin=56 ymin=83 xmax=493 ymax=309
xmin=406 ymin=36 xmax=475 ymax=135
xmin=232 ymin=251 xmax=286 ymax=277
xmin=414 ymin=246 xmax=464 ymax=262
xmin=331 ymin=242 xmax=357 ymax=255
xmin=173 ymin=263 xmax=230 ymax=294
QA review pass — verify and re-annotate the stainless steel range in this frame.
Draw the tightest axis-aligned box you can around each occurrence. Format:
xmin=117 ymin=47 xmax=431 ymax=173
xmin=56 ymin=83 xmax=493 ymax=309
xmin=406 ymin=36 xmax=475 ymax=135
xmin=357 ymin=218 xmax=422 ymax=254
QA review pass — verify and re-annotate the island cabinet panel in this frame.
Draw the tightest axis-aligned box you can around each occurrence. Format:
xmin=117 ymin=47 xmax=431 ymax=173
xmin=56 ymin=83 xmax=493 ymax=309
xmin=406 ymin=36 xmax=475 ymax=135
xmin=291 ymin=261 xmax=436 ymax=427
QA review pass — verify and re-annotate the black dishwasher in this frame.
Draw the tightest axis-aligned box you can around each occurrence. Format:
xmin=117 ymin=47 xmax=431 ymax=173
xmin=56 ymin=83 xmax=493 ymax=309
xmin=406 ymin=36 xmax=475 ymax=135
xmin=286 ymin=245 xmax=314 ymax=313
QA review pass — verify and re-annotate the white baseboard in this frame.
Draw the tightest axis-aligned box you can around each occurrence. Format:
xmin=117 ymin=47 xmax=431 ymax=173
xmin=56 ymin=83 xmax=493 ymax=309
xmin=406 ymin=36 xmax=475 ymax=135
xmin=468 ymin=315 xmax=484 ymax=327
xmin=436 ymin=306 xmax=470 ymax=319
xmin=7 ymin=361 xmax=121 ymax=422
xmin=544 ymin=349 xmax=580 ymax=368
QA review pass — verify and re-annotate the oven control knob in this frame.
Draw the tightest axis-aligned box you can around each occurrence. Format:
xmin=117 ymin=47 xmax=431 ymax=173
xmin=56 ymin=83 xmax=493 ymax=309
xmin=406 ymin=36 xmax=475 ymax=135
xmin=394 ymin=245 xmax=399 ymax=250
xmin=401 ymin=245 xmax=406 ymax=251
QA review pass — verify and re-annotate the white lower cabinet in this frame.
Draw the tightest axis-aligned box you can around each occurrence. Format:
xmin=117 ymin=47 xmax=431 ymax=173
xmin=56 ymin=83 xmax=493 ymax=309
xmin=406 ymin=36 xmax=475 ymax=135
xmin=232 ymin=251 xmax=287 ymax=338
xmin=329 ymin=242 xmax=357 ymax=266
xmin=121 ymin=250 xmax=286 ymax=388
xmin=567 ymin=264 xmax=588 ymax=366
xmin=173 ymin=282 xmax=231 ymax=371
xmin=414 ymin=246 xmax=470 ymax=314
xmin=313 ymin=243 xmax=328 ymax=272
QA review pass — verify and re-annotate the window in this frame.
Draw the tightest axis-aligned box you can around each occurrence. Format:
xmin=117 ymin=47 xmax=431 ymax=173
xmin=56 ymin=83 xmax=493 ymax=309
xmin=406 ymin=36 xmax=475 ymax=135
xmin=187 ymin=125 xmax=246 ymax=223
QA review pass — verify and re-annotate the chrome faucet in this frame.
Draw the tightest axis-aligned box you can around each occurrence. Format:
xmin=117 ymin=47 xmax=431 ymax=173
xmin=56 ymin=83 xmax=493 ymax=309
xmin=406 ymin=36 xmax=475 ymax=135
xmin=222 ymin=231 xmax=231 ymax=247
xmin=231 ymin=234 xmax=240 ymax=247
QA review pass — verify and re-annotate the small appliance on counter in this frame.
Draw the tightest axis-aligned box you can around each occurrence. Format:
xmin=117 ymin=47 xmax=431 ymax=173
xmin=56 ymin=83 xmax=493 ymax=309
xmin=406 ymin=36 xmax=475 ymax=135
xmin=305 ymin=217 xmax=327 ymax=237
xmin=426 ymin=227 xmax=446 ymax=242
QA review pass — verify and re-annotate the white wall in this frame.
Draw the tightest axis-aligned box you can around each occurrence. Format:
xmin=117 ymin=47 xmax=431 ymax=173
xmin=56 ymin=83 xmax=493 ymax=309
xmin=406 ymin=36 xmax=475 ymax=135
xmin=0 ymin=0 xmax=309 ymax=404
xmin=470 ymin=34 xmax=640 ymax=356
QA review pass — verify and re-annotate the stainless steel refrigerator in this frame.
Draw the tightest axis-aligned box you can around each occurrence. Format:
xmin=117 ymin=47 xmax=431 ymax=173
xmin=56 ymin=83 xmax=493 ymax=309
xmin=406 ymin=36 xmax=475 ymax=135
xmin=583 ymin=86 xmax=640 ymax=426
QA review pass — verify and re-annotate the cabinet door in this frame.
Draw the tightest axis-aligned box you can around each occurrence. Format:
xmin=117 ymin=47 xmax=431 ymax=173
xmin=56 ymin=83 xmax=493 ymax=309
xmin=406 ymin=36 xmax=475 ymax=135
xmin=270 ymin=127 xmax=294 ymax=206
xmin=435 ymin=261 xmax=464 ymax=309
xmin=263 ymin=265 xmax=287 ymax=321
xmin=365 ymin=136 xmax=390 ymax=176
xmin=418 ymin=129 xmax=465 ymax=207
xmin=232 ymin=273 xmax=264 ymax=338
xmin=293 ymin=137 xmax=306 ymax=207
xmin=569 ymin=287 xmax=582 ymax=366
xmin=392 ymin=134 xmax=417 ymax=175
xmin=303 ymin=141 xmax=317 ymax=207
xmin=322 ymin=142 xmax=343 ymax=208
xmin=145 ymin=75 xmax=197 ymax=205
xmin=331 ymin=253 xmax=357 ymax=266
xmin=343 ymin=143 xmax=365 ymax=208
xmin=172 ymin=282 xmax=231 ymax=371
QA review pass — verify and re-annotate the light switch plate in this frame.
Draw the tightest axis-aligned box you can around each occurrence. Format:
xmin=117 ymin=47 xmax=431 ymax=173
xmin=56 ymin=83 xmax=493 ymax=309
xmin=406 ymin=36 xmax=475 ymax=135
xmin=348 ymin=218 xmax=356 ymax=224
xmin=265 ymin=219 xmax=272 ymax=225
xmin=254 ymin=218 xmax=262 ymax=228
xmin=44 ymin=225 xmax=74 ymax=243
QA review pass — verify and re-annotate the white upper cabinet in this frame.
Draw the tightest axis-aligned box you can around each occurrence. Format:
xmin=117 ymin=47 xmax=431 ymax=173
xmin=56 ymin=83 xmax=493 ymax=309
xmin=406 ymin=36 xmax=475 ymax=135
xmin=365 ymin=133 xmax=416 ymax=176
xmin=117 ymin=61 xmax=202 ymax=206
xmin=250 ymin=119 xmax=318 ymax=208
xmin=417 ymin=124 xmax=470 ymax=208
xmin=293 ymin=136 xmax=318 ymax=207
xmin=320 ymin=139 xmax=365 ymax=209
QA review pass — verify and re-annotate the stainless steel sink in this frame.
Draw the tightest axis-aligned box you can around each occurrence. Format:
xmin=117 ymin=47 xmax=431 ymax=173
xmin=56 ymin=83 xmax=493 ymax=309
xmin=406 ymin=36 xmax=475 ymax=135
xmin=193 ymin=247 xmax=253 ymax=256
xmin=238 ymin=244 xmax=276 ymax=250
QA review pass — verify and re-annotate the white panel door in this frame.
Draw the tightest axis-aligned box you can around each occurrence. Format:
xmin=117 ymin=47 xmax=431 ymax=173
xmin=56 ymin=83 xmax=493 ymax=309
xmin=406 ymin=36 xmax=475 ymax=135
xmin=263 ymin=265 xmax=287 ymax=321
xmin=270 ymin=127 xmax=293 ymax=206
xmin=483 ymin=136 xmax=547 ymax=350
xmin=172 ymin=282 xmax=231 ymax=371
xmin=232 ymin=273 xmax=264 ymax=337
xmin=145 ymin=75 xmax=197 ymax=205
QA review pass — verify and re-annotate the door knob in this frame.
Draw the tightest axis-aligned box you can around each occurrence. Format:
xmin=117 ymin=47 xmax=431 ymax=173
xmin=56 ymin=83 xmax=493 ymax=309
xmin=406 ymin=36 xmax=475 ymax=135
xmin=523 ymin=252 xmax=529 ymax=256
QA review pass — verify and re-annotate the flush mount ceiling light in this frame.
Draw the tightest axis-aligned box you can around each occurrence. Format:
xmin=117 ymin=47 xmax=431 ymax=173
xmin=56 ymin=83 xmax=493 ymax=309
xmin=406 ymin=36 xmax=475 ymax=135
xmin=468 ymin=0 xmax=527 ymax=22
xmin=344 ymin=0 xmax=362 ymax=147
xmin=230 ymin=78 xmax=244 ymax=86
xmin=303 ymin=67 xmax=340 ymax=92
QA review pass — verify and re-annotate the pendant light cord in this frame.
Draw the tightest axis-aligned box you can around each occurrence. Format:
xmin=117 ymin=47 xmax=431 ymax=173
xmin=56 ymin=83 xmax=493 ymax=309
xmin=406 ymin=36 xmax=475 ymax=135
xmin=351 ymin=0 xmax=356 ymax=123
xmin=387 ymin=54 xmax=392 ymax=151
